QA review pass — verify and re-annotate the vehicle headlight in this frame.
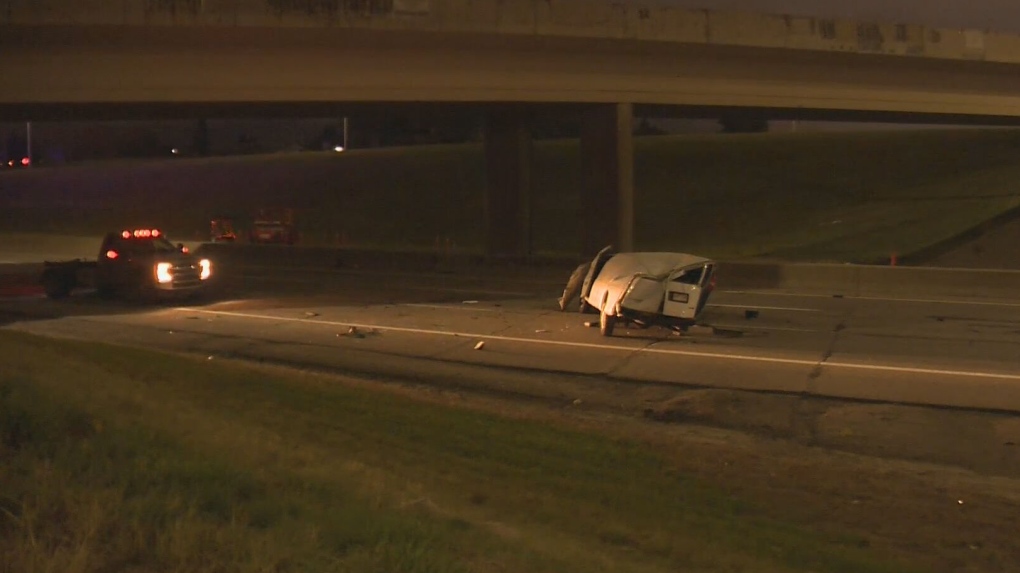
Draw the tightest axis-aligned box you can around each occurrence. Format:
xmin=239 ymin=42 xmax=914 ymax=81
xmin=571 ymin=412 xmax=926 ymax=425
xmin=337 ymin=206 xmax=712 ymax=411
xmin=155 ymin=262 xmax=173 ymax=284
xmin=199 ymin=259 xmax=212 ymax=280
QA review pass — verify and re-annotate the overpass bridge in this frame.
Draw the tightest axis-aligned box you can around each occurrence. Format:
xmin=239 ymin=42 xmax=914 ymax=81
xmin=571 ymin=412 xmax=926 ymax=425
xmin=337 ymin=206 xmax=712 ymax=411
xmin=4 ymin=0 xmax=1020 ymax=257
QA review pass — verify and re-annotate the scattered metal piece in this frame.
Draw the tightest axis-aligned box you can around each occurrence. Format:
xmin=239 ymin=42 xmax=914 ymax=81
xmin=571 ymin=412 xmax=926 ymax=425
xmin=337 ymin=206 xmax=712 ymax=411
xmin=342 ymin=326 xmax=366 ymax=339
xmin=473 ymin=341 xmax=485 ymax=350
xmin=304 ymin=311 xmax=320 ymax=317
xmin=744 ymin=309 xmax=759 ymax=319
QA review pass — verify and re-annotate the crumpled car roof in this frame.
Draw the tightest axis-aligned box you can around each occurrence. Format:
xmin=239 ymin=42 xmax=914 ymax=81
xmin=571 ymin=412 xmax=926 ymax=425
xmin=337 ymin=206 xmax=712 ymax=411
xmin=598 ymin=252 xmax=713 ymax=281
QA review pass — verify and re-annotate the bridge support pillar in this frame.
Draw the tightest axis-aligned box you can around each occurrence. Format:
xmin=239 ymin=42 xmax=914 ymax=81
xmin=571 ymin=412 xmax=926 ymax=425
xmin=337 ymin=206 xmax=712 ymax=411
xmin=484 ymin=109 xmax=533 ymax=259
xmin=580 ymin=103 xmax=634 ymax=256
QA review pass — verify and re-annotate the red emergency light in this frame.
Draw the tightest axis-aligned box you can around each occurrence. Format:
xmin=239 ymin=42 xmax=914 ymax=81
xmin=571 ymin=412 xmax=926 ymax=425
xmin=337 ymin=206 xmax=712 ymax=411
xmin=122 ymin=229 xmax=161 ymax=239
xmin=20 ymin=157 xmax=30 ymax=166
xmin=106 ymin=250 xmax=119 ymax=259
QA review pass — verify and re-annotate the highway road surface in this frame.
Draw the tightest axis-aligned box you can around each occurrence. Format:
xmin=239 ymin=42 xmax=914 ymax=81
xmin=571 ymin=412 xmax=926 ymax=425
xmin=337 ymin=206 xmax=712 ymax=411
xmin=3 ymin=264 xmax=1020 ymax=412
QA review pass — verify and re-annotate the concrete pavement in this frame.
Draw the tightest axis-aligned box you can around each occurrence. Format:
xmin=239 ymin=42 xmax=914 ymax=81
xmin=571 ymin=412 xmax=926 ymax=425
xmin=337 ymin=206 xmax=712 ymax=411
xmin=4 ymin=266 xmax=1020 ymax=412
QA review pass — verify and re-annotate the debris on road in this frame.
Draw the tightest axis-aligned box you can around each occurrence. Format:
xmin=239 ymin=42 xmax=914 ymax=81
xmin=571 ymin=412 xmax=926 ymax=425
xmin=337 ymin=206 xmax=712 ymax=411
xmin=535 ymin=329 xmax=548 ymax=334
xmin=304 ymin=311 xmax=320 ymax=317
xmin=474 ymin=341 xmax=486 ymax=350
xmin=341 ymin=326 xmax=366 ymax=339
xmin=463 ymin=300 xmax=479 ymax=304
xmin=583 ymin=321 xmax=596 ymax=328
xmin=745 ymin=309 xmax=760 ymax=319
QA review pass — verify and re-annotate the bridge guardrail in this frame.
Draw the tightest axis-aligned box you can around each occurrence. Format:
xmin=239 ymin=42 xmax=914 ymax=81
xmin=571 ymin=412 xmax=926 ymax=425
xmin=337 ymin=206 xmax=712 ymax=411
xmin=4 ymin=0 xmax=1020 ymax=65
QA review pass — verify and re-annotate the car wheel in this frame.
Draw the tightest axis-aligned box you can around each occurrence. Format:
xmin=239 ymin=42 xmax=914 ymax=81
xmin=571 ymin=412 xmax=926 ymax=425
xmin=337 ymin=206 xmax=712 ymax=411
xmin=42 ymin=272 xmax=72 ymax=299
xmin=96 ymin=283 xmax=117 ymax=300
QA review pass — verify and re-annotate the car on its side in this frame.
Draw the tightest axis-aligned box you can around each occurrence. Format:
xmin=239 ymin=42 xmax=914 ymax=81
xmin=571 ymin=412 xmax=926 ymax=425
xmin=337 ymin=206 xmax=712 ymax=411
xmin=559 ymin=246 xmax=716 ymax=337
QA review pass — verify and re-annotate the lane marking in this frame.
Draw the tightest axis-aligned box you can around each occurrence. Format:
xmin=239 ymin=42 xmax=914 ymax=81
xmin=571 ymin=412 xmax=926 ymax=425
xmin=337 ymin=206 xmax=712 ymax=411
xmin=237 ymin=264 xmax=1020 ymax=307
xmin=177 ymin=307 xmax=1020 ymax=381
xmin=709 ymin=303 xmax=820 ymax=312
xmin=400 ymin=304 xmax=823 ymax=329
xmin=244 ymin=274 xmax=534 ymax=297
xmin=239 ymin=264 xmax=564 ymax=286
xmin=727 ymin=290 xmax=1020 ymax=308
xmin=709 ymin=323 xmax=824 ymax=333
xmin=403 ymin=303 xmax=500 ymax=312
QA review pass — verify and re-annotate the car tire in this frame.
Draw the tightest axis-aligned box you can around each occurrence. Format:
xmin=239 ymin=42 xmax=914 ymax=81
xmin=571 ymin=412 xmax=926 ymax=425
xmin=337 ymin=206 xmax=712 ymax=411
xmin=96 ymin=283 xmax=117 ymax=300
xmin=42 ymin=272 xmax=72 ymax=299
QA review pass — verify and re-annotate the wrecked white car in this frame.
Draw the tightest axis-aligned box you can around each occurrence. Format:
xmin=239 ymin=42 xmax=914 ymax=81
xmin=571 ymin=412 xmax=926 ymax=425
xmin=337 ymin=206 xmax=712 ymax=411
xmin=559 ymin=246 xmax=717 ymax=337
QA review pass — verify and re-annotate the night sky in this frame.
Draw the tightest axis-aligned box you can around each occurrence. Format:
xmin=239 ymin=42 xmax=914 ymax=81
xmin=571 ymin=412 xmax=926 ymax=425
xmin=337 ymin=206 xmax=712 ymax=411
xmin=660 ymin=0 xmax=1020 ymax=33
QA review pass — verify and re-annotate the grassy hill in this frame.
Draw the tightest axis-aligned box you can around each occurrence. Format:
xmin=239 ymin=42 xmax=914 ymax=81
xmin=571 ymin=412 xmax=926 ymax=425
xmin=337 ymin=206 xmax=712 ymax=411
xmin=3 ymin=128 xmax=1020 ymax=263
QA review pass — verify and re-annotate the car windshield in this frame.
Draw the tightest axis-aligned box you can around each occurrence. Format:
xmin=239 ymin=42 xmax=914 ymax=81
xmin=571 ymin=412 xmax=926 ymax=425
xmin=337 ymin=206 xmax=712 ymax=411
xmin=120 ymin=236 xmax=180 ymax=255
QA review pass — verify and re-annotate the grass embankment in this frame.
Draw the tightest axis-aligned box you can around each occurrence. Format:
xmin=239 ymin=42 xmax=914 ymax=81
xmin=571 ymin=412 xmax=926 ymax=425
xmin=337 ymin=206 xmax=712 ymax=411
xmin=2 ymin=128 xmax=1020 ymax=261
xmin=0 ymin=330 xmax=912 ymax=573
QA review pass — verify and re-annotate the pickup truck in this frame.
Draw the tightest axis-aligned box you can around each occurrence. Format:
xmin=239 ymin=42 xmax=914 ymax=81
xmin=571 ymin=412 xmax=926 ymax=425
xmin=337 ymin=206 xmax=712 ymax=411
xmin=41 ymin=229 xmax=213 ymax=300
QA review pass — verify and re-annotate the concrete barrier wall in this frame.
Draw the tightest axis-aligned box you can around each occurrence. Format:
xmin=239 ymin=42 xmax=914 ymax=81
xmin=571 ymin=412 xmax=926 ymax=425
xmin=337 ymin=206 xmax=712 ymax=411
xmin=192 ymin=244 xmax=1020 ymax=301
xmin=5 ymin=0 xmax=1020 ymax=65
xmin=719 ymin=261 xmax=1020 ymax=300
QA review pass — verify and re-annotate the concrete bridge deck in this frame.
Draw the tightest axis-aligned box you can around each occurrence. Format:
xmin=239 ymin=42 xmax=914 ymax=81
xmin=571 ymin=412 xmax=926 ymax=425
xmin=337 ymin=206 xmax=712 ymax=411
xmin=4 ymin=0 xmax=1020 ymax=65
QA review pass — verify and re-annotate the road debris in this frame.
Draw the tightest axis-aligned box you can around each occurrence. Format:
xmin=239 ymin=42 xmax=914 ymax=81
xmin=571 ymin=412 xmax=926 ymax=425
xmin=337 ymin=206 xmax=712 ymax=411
xmin=463 ymin=300 xmax=479 ymax=304
xmin=340 ymin=326 xmax=366 ymax=339
xmin=745 ymin=309 xmax=760 ymax=319
xmin=474 ymin=341 xmax=486 ymax=350
xmin=304 ymin=311 xmax=320 ymax=317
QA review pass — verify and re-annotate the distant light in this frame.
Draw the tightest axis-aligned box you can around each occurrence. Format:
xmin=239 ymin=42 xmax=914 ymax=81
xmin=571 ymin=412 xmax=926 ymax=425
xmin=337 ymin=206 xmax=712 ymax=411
xmin=171 ymin=148 xmax=179 ymax=155
xmin=333 ymin=145 xmax=345 ymax=153
xmin=21 ymin=157 xmax=30 ymax=166
xmin=106 ymin=250 xmax=119 ymax=260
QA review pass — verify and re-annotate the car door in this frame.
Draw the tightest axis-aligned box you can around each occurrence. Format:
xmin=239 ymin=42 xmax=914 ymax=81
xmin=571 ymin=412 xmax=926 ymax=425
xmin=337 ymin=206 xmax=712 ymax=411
xmin=579 ymin=245 xmax=615 ymax=309
xmin=661 ymin=264 xmax=709 ymax=319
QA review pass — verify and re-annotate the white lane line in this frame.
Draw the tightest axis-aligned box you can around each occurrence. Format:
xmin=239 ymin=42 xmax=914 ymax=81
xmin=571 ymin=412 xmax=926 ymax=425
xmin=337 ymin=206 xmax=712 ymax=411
xmin=177 ymin=307 xmax=1020 ymax=381
xmin=403 ymin=303 xmax=500 ymax=312
xmin=709 ymin=323 xmax=824 ymax=333
xmin=404 ymin=301 xmax=820 ymax=316
xmin=709 ymin=304 xmax=820 ymax=312
xmin=245 ymin=275 xmax=534 ymax=297
xmin=726 ymin=290 xmax=1020 ymax=308
xmin=240 ymin=264 xmax=563 ymax=286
